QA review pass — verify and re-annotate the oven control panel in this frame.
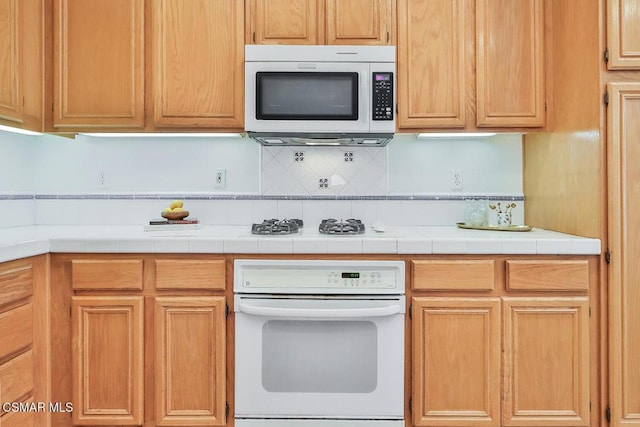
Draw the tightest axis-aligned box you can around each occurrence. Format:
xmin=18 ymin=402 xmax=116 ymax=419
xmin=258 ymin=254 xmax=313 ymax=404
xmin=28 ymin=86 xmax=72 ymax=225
xmin=234 ymin=260 xmax=405 ymax=294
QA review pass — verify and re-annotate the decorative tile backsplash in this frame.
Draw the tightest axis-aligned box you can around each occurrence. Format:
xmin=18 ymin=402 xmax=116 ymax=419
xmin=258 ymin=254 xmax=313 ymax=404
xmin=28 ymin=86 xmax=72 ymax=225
xmin=0 ymin=131 xmax=525 ymax=227
xmin=261 ymin=146 xmax=387 ymax=195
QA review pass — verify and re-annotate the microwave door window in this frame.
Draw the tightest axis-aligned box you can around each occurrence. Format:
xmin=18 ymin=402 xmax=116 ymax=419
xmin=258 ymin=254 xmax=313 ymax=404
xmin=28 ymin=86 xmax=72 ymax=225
xmin=256 ymin=72 xmax=358 ymax=120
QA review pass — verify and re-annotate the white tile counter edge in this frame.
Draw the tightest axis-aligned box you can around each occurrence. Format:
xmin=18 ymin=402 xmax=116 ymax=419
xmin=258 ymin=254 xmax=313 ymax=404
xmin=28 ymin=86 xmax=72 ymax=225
xmin=0 ymin=225 xmax=601 ymax=263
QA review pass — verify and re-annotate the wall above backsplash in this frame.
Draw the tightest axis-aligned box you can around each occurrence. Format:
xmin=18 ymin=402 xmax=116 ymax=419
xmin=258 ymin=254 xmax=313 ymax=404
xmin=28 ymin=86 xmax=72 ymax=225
xmin=0 ymin=130 xmax=524 ymax=227
xmin=1 ymin=131 xmax=523 ymax=197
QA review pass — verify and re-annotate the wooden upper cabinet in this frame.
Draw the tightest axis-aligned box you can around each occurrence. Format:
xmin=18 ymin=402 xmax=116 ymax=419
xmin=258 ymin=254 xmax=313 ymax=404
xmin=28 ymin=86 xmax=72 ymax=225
xmin=607 ymin=0 xmax=640 ymax=69
xmin=476 ymin=0 xmax=545 ymax=127
xmin=152 ymin=0 xmax=244 ymax=128
xmin=53 ymin=0 xmax=145 ymax=130
xmin=326 ymin=0 xmax=392 ymax=45
xmin=0 ymin=0 xmax=23 ymax=125
xmin=248 ymin=0 xmax=393 ymax=45
xmin=250 ymin=0 xmax=321 ymax=44
xmin=608 ymin=83 xmax=640 ymax=427
xmin=397 ymin=0 xmax=467 ymax=129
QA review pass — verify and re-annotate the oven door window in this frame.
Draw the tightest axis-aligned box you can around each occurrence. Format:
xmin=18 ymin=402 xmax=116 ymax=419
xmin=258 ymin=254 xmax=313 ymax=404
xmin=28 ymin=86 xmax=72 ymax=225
xmin=256 ymin=72 xmax=358 ymax=120
xmin=262 ymin=320 xmax=377 ymax=393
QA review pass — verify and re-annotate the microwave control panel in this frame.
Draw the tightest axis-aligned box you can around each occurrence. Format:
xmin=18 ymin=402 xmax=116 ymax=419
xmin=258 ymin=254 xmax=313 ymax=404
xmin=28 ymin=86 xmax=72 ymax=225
xmin=372 ymin=72 xmax=394 ymax=121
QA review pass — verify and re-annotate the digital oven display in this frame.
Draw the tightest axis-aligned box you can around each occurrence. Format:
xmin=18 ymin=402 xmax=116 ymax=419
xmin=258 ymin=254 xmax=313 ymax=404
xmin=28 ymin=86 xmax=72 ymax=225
xmin=341 ymin=272 xmax=360 ymax=279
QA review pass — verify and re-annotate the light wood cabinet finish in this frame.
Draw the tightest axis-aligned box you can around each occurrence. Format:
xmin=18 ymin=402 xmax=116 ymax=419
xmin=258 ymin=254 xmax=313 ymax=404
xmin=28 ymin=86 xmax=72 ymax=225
xmin=0 ymin=303 xmax=32 ymax=360
xmin=326 ymin=0 xmax=392 ymax=45
xmin=0 ymin=0 xmax=23 ymax=124
xmin=71 ymin=296 xmax=144 ymax=425
xmin=397 ymin=0 xmax=467 ymax=128
xmin=71 ymin=259 xmax=143 ymax=290
xmin=412 ymin=297 xmax=500 ymax=427
xmin=0 ymin=404 xmax=35 ymax=427
xmin=248 ymin=0 xmax=392 ymax=45
xmin=53 ymin=0 xmax=145 ymax=130
xmin=412 ymin=259 xmax=495 ymax=290
xmin=505 ymin=260 xmax=589 ymax=291
xmin=155 ymin=259 xmax=226 ymax=290
xmin=0 ymin=262 xmax=32 ymax=307
xmin=502 ymin=297 xmax=590 ymax=426
xmin=607 ymin=0 xmax=640 ymax=69
xmin=0 ymin=256 xmax=48 ymax=427
xmin=155 ymin=297 xmax=226 ymax=426
xmin=0 ymin=350 xmax=34 ymax=412
xmin=251 ymin=0 xmax=320 ymax=44
xmin=608 ymin=82 xmax=640 ymax=427
xmin=476 ymin=0 xmax=545 ymax=127
xmin=152 ymin=0 xmax=244 ymax=128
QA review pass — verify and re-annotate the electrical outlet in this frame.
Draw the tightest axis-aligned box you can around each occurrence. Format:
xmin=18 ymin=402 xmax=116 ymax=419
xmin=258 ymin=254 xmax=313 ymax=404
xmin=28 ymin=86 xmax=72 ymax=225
xmin=97 ymin=170 xmax=107 ymax=186
xmin=451 ymin=169 xmax=463 ymax=190
xmin=215 ymin=168 xmax=226 ymax=188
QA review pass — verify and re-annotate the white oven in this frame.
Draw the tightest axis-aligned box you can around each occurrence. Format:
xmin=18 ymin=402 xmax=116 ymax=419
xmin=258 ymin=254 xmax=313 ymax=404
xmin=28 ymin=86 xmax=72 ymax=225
xmin=234 ymin=259 xmax=405 ymax=427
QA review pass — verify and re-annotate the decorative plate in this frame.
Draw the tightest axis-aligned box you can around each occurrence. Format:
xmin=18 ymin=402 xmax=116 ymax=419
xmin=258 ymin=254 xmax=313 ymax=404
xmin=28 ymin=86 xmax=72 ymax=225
xmin=456 ymin=222 xmax=532 ymax=232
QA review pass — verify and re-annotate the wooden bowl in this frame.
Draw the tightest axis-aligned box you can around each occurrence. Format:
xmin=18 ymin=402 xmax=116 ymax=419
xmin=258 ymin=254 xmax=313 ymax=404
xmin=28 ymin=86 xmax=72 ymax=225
xmin=161 ymin=210 xmax=189 ymax=220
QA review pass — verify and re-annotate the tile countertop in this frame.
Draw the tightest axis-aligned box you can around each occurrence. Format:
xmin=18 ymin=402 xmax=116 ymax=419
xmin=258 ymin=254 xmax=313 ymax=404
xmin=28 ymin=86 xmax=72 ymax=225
xmin=0 ymin=225 xmax=601 ymax=263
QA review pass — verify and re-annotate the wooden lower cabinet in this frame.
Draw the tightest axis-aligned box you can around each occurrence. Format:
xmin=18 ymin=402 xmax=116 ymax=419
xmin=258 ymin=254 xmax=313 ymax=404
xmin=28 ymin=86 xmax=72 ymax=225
xmin=155 ymin=297 xmax=226 ymax=426
xmin=0 ymin=256 xmax=48 ymax=427
xmin=412 ymin=297 xmax=501 ymax=427
xmin=411 ymin=256 xmax=596 ymax=427
xmin=51 ymin=254 xmax=228 ymax=427
xmin=502 ymin=297 xmax=590 ymax=426
xmin=71 ymin=296 xmax=144 ymax=425
xmin=413 ymin=296 xmax=590 ymax=427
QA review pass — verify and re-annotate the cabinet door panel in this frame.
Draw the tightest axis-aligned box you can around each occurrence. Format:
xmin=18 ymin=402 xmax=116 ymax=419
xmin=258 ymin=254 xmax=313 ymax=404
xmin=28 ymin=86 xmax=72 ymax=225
xmin=53 ymin=0 xmax=144 ymax=129
xmin=155 ymin=297 xmax=226 ymax=426
xmin=503 ymin=297 xmax=589 ymax=426
xmin=0 ymin=261 xmax=33 ymax=307
xmin=397 ymin=0 xmax=466 ymax=128
xmin=412 ymin=297 xmax=500 ymax=427
xmin=608 ymin=83 xmax=640 ymax=427
xmin=326 ymin=0 xmax=392 ymax=45
xmin=607 ymin=0 xmax=640 ymax=69
xmin=0 ymin=0 xmax=23 ymax=124
xmin=0 ymin=350 xmax=34 ymax=409
xmin=476 ymin=0 xmax=545 ymax=127
xmin=71 ymin=296 xmax=144 ymax=425
xmin=0 ymin=303 xmax=32 ymax=360
xmin=252 ymin=0 xmax=320 ymax=44
xmin=153 ymin=0 xmax=244 ymax=128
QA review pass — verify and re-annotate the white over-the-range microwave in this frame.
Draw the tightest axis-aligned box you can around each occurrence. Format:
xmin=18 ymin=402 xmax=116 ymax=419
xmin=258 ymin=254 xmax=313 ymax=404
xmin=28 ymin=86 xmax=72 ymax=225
xmin=245 ymin=44 xmax=396 ymax=146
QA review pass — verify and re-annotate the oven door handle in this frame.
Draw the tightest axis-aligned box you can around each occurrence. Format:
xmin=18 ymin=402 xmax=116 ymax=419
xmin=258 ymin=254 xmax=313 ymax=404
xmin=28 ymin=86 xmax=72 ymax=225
xmin=236 ymin=303 xmax=401 ymax=318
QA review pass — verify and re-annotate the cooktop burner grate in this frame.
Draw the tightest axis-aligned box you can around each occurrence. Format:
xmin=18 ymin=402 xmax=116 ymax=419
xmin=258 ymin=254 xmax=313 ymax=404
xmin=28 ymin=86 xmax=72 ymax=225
xmin=251 ymin=218 xmax=303 ymax=235
xmin=318 ymin=218 xmax=365 ymax=235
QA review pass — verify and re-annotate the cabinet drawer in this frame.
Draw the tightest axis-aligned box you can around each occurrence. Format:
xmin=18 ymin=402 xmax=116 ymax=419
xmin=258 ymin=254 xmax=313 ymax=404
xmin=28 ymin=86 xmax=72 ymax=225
xmin=71 ymin=259 xmax=143 ymax=290
xmin=1 ymin=403 xmax=35 ymax=427
xmin=155 ymin=259 xmax=226 ymax=290
xmin=0 ymin=351 xmax=34 ymax=413
xmin=0 ymin=303 xmax=32 ymax=360
xmin=506 ymin=260 xmax=589 ymax=291
xmin=0 ymin=263 xmax=33 ymax=307
xmin=412 ymin=260 xmax=495 ymax=290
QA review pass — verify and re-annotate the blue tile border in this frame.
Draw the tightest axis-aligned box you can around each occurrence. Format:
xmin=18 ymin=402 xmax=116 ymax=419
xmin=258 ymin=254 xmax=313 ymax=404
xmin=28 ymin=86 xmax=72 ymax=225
xmin=6 ymin=193 xmax=527 ymax=201
xmin=0 ymin=194 xmax=35 ymax=200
